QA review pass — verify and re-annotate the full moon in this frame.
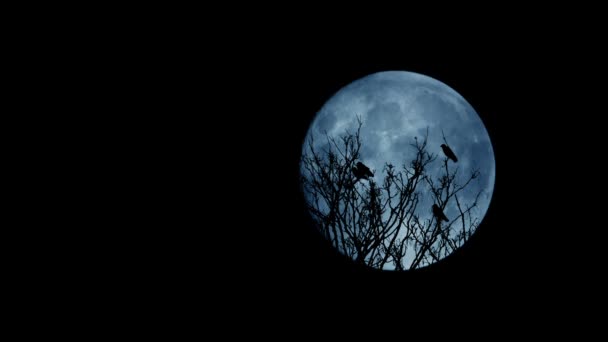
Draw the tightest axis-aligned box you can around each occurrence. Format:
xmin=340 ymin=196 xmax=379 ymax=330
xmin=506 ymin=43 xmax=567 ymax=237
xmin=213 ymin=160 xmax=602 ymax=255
xmin=300 ymin=71 xmax=495 ymax=271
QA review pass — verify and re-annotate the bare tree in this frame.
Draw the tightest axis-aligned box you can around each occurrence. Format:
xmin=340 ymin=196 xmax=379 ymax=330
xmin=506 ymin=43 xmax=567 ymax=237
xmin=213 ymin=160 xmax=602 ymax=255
xmin=301 ymin=119 xmax=482 ymax=270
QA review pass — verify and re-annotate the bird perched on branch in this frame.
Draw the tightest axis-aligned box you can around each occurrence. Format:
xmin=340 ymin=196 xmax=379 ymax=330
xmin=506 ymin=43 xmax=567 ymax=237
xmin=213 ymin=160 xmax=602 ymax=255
xmin=352 ymin=161 xmax=373 ymax=181
xmin=440 ymin=144 xmax=458 ymax=162
xmin=432 ymin=204 xmax=449 ymax=222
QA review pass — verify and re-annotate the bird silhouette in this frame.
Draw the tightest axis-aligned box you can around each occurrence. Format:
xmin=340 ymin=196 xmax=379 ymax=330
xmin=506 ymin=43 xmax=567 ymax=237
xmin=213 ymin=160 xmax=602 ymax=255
xmin=352 ymin=161 xmax=373 ymax=181
xmin=432 ymin=204 xmax=449 ymax=222
xmin=440 ymin=144 xmax=458 ymax=162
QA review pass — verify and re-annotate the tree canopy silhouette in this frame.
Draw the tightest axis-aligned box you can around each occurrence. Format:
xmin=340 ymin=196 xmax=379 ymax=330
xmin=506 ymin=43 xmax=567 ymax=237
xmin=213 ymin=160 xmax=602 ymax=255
xmin=301 ymin=117 xmax=482 ymax=270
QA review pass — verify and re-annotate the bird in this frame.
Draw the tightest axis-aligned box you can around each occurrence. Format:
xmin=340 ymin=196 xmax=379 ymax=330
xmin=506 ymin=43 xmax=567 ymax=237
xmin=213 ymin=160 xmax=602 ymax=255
xmin=440 ymin=144 xmax=458 ymax=162
xmin=432 ymin=204 xmax=449 ymax=222
xmin=352 ymin=161 xmax=374 ymax=181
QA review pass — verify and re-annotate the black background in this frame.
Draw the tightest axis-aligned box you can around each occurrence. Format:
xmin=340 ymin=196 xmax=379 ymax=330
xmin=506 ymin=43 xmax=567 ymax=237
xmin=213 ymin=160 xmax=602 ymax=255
xmin=169 ymin=41 xmax=538 ymax=303
xmin=16 ymin=9 xmax=606 ymax=332
xmin=118 ymin=29 xmax=605 ymax=314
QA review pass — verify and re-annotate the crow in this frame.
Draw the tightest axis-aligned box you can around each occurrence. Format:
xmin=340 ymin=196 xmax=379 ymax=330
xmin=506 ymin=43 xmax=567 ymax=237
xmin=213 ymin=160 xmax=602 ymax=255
xmin=440 ymin=144 xmax=458 ymax=162
xmin=352 ymin=162 xmax=373 ymax=181
xmin=432 ymin=204 xmax=449 ymax=222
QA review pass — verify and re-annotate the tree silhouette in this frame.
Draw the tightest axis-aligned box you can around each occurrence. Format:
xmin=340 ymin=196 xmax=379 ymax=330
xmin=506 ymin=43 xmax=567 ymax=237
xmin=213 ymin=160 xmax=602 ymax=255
xmin=301 ymin=118 xmax=482 ymax=270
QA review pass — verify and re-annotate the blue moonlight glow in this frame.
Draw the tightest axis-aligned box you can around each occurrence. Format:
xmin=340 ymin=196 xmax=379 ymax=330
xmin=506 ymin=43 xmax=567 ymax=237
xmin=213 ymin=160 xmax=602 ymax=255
xmin=301 ymin=71 xmax=495 ymax=270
